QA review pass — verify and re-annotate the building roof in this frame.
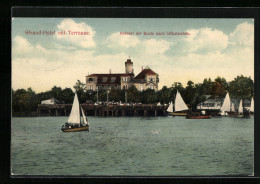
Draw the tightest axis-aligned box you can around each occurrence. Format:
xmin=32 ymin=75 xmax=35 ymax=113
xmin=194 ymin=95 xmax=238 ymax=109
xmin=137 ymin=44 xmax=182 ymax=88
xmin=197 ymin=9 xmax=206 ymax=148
xmin=42 ymin=97 xmax=59 ymax=102
xmin=86 ymin=73 xmax=133 ymax=77
xmin=134 ymin=68 xmax=158 ymax=80
xmin=86 ymin=73 xmax=134 ymax=85
xmin=125 ymin=59 xmax=133 ymax=64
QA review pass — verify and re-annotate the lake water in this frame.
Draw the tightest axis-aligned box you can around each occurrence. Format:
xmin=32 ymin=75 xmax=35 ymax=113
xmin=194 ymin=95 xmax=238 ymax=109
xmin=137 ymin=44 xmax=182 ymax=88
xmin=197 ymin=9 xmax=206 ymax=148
xmin=11 ymin=116 xmax=254 ymax=176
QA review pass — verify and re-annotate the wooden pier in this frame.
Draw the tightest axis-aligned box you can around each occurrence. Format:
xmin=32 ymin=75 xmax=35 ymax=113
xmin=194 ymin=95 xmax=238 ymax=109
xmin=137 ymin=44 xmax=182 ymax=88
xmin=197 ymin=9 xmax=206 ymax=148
xmin=37 ymin=104 xmax=168 ymax=117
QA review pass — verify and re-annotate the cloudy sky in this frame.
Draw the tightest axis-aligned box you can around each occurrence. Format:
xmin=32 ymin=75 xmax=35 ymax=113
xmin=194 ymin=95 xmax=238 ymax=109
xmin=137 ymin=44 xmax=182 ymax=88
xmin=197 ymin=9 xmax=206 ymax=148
xmin=12 ymin=18 xmax=254 ymax=93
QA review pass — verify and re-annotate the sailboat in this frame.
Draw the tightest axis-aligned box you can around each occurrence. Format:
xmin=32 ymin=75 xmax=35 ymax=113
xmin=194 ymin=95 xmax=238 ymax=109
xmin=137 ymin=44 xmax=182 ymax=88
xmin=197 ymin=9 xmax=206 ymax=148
xmin=61 ymin=93 xmax=89 ymax=132
xmin=220 ymin=92 xmax=230 ymax=116
xmin=249 ymin=97 xmax=254 ymax=115
xmin=167 ymin=90 xmax=188 ymax=116
xmin=237 ymin=99 xmax=244 ymax=117
xmin=231 ymin=103 xmax=235 ymax=112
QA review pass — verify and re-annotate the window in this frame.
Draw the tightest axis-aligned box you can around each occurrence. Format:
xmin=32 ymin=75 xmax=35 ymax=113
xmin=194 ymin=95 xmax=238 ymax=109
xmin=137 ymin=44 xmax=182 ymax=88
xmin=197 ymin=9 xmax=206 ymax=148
xmin=123 ymin=77 xmax=127 ymax=82
xmin=88 ymin=78 xmax=94 ymax=82
xmin=140 ymin=84 xmax=143 ymax=92
xmin=102 ymin=77 xmax=107 ymax=82
xmin=148 ymin=84 xmax=154 ymax=89
xmin=111 ymin=77 xmax=116 ymax=82
xmin=88 ymin=85 xmax=93 ymax=90
xmin=149 ymin=78 xmax=154 ymax=82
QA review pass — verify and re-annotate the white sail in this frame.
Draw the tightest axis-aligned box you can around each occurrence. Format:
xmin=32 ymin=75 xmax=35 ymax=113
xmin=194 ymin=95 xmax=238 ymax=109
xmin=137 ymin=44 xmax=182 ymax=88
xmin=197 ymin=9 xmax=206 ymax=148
xmin=250 ymin=98 xmax=254 ymax=112
xmin=220 ymin=92 xmax=231 ymax=112
xmin=81 ymin=107 xmax=88 ymax=125
xmin=167 ymin=101 xmax=173 ymax=112
xmin=67 ymin=93 xmax=81 ymax=124
xmin=238 ymin=99 xmax=243 ymax=114
xmin=231 ymin=103 xmax=235 ymax=112
xmin=174 ymin=91 xmax=188 ymax=112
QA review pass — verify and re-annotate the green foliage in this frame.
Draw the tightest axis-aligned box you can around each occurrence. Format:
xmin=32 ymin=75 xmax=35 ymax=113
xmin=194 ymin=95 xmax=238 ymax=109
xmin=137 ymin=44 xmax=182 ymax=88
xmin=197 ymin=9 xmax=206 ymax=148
xmin=210 ymin=77 xmax=228 ymax=97
xmin=12 ymin=88 xmax=38 ymax=112
xmin=12 ymin=76 xmax=254 ymax=113
xmin=73 ymin=80 xmax=87 ymax=103
xmin=157 ymin=86 xmax=172 ymax=104
xmin=108 ymin=89 xmax=124 ymax=102
xmin=126 ymin=85 xmax=140 ymax=103
xmin=228 ymin=75 xmax=254 ymax=99
xmin=139 ymin=89 xmax=158 ymax=104
xmin=184 ymin=80 xmax=196 ymax=104
xmin=60 ymin=88 xmax=74 ymax=103
xmin=98 ymin=90 xmax=109 ymax=102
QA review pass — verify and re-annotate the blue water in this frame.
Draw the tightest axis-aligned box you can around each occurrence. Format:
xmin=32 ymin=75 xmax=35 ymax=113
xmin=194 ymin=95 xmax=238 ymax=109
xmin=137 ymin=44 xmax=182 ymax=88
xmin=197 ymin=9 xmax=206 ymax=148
xmin=11 ymin=116 xmax=254 ymax=176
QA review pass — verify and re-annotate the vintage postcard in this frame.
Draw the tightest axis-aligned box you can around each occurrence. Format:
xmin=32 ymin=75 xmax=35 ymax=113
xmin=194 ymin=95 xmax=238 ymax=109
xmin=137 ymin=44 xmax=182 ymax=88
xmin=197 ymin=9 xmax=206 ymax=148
xmin=11 ymin=16 xmax=254 ymax=176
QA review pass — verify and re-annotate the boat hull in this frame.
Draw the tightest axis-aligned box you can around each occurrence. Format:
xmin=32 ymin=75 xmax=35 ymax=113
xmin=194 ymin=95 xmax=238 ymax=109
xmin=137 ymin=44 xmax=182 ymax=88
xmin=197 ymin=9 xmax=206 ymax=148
xmin=168 ymin=112 xmax=188 ymax=116
xmin=186 ymin=115 xmax=211 ymax=119
xmin=61 ymin=125 xmax=89 ymax=132
xmin=228 ymin=112 xmax=250 ymax=118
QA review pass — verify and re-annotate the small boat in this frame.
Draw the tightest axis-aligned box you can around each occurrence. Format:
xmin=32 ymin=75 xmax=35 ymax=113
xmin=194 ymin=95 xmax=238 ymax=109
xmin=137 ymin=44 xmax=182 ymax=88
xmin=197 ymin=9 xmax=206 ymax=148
xmin=167 ymin=90 xmax=188 ymax=116
xmin=249 ymin=97 xmax=254 ymax=115
xmin=61 ymin=93 xmax=89 ymax=132
xmin=220 ymin=92 xmax=231 ymax=116
xmin=236 ymin=99 xmax=244 ymax=117
xmin=232 ymin=99 xmax=250 ymax=118
xmin=186 ymin=110 xmax=211 ymax=119
xmin=186 ymin=115 xmax=211 ymax=119
xmin=227 ymin=103 xmax=238 ymax=116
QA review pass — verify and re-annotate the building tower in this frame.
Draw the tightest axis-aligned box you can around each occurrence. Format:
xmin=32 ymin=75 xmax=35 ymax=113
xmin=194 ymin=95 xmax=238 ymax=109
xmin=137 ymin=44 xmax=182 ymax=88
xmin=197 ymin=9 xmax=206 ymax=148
xmin=125 ymin=58 xmax=133 ymax=74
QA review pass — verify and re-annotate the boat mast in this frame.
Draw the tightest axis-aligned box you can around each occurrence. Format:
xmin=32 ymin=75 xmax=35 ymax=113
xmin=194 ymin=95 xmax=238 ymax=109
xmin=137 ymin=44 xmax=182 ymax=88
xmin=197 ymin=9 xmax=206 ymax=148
xmin=79 ymin=95 xmax=81 ymax=127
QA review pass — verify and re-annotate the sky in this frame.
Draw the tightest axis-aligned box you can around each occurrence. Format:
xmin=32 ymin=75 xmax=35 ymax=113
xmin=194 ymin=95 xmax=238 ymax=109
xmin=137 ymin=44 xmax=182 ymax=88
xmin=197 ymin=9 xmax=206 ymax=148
xmin=12 ymin=18 xmax=254 ymax=93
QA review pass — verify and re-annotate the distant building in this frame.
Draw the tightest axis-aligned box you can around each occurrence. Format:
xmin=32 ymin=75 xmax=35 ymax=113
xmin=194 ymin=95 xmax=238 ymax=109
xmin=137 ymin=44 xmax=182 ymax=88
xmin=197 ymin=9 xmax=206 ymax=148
xmin=41 ymin=97 xmax=60 ymax=105
xmin=85 ymin=58 xmax=159 ymax=91
xmin=197 ymin=95 xmax=251 ymax=111
xmin=197 ymin=97 xmax=223 ymax=111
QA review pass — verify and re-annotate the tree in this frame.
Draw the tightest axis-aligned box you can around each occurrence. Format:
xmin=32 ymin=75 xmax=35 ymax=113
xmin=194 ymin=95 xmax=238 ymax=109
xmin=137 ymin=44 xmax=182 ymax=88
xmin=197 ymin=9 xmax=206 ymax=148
xmin=60 ymin=88 xmax=74 ymax=103
xmin=109 ymin=89 xmax=123 ymax=102
xmin=140 ymin=89 xmax=157 ymax=104
xmin=73 ymin=80 xmax=87 ymax=103
xmin=12 ymin=88 xmax=37 ymax=113
xmin=98 ymin=90 xmax=108 ymax=102
xmin=50 ymin=86 xmax=63 ymax=100
xmin=171 ymin=82 xmax=185 ymax=103
xmin=184 ymin=80 xmax=196 ymax=105
xmin=157 ymin=86 xmax=172 ymax=104
xmin=199 ymin=78 xmax=213 ymax=95
xmin=73 ymin=80 xmax=86 ymax=92
xmin=126 ymin=85 xmax=140 ymax=103
xmin=210 ymin=77 xmax=227 ymax=97
xmin=228 ymin=75 xmax=254 ymax=99
xmin=12 ymin=89 xmax=27 ymax=112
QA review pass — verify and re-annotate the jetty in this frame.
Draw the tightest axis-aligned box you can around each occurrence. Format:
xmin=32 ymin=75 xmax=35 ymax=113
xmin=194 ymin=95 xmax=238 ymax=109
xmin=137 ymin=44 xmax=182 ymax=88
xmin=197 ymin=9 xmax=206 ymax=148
xmin=37 ymin=104 xmax=168 ymax=117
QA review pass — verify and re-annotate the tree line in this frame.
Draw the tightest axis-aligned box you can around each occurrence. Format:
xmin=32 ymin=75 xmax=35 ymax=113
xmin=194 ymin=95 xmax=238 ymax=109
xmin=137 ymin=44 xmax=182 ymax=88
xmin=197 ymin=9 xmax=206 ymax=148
xmin=12 ymin=75 xmax=254 ymax=113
